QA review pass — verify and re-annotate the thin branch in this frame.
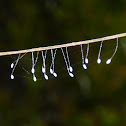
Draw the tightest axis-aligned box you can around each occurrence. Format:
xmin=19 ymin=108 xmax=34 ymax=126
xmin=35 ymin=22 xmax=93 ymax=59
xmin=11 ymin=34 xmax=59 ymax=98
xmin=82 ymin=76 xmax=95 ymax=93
xmin=0 ymin=33 xmax=126 ymax=56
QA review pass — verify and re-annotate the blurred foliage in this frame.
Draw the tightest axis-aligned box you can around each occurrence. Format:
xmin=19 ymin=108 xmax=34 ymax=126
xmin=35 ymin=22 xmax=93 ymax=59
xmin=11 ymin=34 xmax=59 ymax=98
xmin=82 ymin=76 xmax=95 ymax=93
xmin=1 ymin=0 xmax=126 ymax=125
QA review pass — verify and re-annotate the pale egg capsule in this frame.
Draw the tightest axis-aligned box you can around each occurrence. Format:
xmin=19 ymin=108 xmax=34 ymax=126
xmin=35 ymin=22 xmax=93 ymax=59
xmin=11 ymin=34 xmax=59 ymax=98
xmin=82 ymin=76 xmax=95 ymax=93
xmin=31 ymin=67 xmax=35 ymax=73
xmin=33 ymin=76 xmax=37 ymax=82
xmin=83 ymin=64 xmax=87 ymax=70
xmin=11 ymin=63 xmax=14 ymax=69
xmin=69 ymin=72 xmax=74 ymax=78
xmin=44 ymin=74 xmax=49 ymax=80
xmin=11 ymin=74 xmax=14 ymax=80
xmin=53 ymin=72 xmax=57 ymax=77
xmin=69 ymin=66 xmax=73 ymax=72
xmin=85 ymin=58 xmax=89 ymax=64
xmin=97 ymin=58 xmax=101 ymax=64
xmin=42 ymin=67 xmax=46 ymax=73
xmin=106 ymin=58 xmax=112 ymax=64
xmin=50 ymin=68 xmax=53 ymax=74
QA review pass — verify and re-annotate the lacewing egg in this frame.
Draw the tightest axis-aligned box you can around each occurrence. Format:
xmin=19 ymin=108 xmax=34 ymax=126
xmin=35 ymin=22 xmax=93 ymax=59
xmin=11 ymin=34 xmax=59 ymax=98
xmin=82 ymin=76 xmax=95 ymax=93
xmin=97 ymin=58 xmax=101 ymax=64
xmin=31 ymin=67 xmax=35 ymax=73
xmin=85 ymin=58 xmax=89 ymax=64
xmin=42 ymin=67 xmax=46 ymax=73
xmin=83 ymin=64 xmax=87 ymax=70
xmin=53 ymin=72 xmax=57 ymax=77
xmin=50 ymin=68 xmax=53 ymax=74
xmin=106 ymin=58 xmax=112 ymax=64
xmin=69 ymin=66 xmax=73 ymax=72
xmin=69 ymin=72 xmax=74 ymax=77
xmin=11 ymin=63 xmax=14 ymax=69
xmin=33 ymin=76 xmax=37 ymax=82
xmin=44 ymin=74 xmax=49 ymax=80
xmin=11 ymin=74 xmax=14 ymax=79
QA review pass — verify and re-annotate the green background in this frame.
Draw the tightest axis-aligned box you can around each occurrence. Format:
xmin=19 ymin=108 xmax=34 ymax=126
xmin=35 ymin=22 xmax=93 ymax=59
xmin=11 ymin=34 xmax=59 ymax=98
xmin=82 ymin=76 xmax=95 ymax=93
xmin=0 ymin=0 xmax=126 ymax=125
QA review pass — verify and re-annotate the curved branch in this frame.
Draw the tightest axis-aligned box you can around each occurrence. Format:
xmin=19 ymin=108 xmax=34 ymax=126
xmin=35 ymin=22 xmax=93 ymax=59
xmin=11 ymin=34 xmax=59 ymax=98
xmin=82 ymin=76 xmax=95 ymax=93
xmin=0 ymin=33 xmax=126 ymax=56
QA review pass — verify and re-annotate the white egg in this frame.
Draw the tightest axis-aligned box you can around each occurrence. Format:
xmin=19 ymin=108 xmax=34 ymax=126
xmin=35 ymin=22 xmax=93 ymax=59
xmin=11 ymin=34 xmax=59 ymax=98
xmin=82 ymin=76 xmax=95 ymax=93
xmin=69 ymin=66 xmax=73 ymax=72
xmin=53 ymin=72 xmax=57 ymax=77
xmin=83 ymin=64 xmax=87 ymax=70
xmin=31 ymin=67 xmax=35 ymax=73
xmin=97 ymin=58 xmax=101 ymax=64
xmin=33 ymin=76 xmax=37 ymax=82
xmin=11 ymin=74 xmax=14 ymax=79
xmin=42 ymin=67 xmax=46 ymax=73
xmin=85 ymin=58 xmax=89 ymax=64
xmin=44 ymin=74 xmax=49 ymax=80
xmin=106 ymin=58 xmax=112 ymax=64
xmin=50 ymin=68 xmax=53 ymax=74
xmin=69 ymin=72 xmax=74 ymax=77
xmin=11 ymin=63 xmax=14 ymax=69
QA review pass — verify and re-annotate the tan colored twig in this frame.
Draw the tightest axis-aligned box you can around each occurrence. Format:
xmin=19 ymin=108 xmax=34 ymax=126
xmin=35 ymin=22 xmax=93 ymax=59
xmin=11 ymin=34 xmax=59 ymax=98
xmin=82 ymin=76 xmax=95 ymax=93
xmin=0 ymin=33 xmax=126 ymax=56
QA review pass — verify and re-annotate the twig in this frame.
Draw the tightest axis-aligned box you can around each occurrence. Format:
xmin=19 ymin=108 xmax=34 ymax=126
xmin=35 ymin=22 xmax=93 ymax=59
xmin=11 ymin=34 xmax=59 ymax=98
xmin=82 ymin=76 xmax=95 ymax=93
xmin=0 ymin=33 xmax=126 ymax=56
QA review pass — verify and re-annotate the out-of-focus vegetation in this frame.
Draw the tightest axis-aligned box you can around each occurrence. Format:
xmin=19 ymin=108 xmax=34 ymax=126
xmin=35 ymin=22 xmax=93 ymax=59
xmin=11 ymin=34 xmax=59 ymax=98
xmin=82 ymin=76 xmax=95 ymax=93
xmin=0 ymin=0 xmax=126 ymax=125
